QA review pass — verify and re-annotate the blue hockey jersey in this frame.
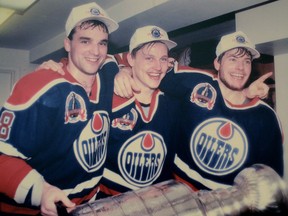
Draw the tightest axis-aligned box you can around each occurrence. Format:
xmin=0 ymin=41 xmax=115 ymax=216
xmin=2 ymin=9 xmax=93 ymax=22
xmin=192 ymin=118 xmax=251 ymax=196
xmin=101 ymin=89 xmax=179 ymax=195
xmin=159 ymin=65 xmax=283 ymax=191
xmin=0 ymin=56 xmax=118 ymax=214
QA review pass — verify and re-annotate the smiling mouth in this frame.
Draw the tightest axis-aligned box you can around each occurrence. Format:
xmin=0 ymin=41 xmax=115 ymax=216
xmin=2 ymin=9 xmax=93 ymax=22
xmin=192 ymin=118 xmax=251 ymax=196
xmin=86 ymin=57 xmax=101 ymax=63
xmin=230 ymin=72 xmax=245 ymax=80
xmin=148 ymin=72 xmax=162 ymax=80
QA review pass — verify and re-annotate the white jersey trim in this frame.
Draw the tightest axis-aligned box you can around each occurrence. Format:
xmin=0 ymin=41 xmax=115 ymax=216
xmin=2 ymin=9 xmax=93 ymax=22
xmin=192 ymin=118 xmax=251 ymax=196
xmin=63 ymin=175 xmax=102 ymax=195
xmin=15 ymin=169 xmax=44 ymax=206
xmin=103 ymin=168 xmax=139 ymax=191
xmin=174 ymin=154 xmax=231 ymax=190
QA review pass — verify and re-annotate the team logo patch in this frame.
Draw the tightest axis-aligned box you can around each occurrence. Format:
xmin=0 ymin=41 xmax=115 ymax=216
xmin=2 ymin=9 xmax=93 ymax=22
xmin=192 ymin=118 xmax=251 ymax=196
xmin=65 ymin=92 xmax=87 ymax=123
xmin=190 ymin=118 xmax=248 ymax=176
xmin=111 ymin=108 xmax=138 ymax=131
xmin=190 ymin=83 xmax=216 ymax=110
xmin=151 ymin=27 xmax=162 ymax=39
xmin=236 ymin=35 xmax=246 ymax=44
xmin=90 ymin=8 xmax=100 ymax=16
xmin=118 ymin=131 xmax=167 ymax=187
xmin=74 ymin=111 xmax=110 ymax=172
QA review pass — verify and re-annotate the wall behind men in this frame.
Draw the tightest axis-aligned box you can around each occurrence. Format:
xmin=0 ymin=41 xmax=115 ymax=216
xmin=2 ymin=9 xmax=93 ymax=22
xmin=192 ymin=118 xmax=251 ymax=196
xmin=236 ymin=0 xmax=288 ymax=182
xmin=0 ymin=48 xmax=38 ymax=107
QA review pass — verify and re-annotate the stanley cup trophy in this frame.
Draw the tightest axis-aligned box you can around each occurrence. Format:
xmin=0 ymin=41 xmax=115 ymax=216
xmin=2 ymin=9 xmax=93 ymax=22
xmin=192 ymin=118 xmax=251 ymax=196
xmin=63 ymin=164 xmax=288 ymax=216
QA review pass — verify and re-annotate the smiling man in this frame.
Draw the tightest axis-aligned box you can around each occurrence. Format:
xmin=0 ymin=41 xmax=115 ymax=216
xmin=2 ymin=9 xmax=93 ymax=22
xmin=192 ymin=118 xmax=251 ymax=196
xmin=0 ymin=2 xmax=119 ymax=215
xmin=159 ymin=31 xmax=283 ymax=191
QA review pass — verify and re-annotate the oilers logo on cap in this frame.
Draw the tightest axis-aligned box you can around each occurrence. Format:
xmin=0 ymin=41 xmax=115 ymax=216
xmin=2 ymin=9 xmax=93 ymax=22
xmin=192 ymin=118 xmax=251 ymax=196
xmin=118 ymin=131 xmax=167 ymax=187
xmin=151 ymin=27 xmax=162 ymax=39
xmin=235 ymin=35 xmax=247 ymax=44
xmin=129 ymin=25 xmax=177 ymax=52
xmin=90 ymin=8 xmax=101 ymax=16
xmin=190 ymin=117 xmax=248 ymax=176
xmin=216 ymin=31 xmax=260 ymax=59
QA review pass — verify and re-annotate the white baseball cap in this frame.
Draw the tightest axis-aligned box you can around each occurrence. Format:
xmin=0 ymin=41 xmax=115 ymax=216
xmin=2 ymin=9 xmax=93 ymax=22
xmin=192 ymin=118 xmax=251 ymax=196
xmin=216 ymin=31 xmax=260 ymax=59
xmin=129 ymin=25 xmax=177 ymax=52
xmin=65 ymin=2 xmax=119 ymax=36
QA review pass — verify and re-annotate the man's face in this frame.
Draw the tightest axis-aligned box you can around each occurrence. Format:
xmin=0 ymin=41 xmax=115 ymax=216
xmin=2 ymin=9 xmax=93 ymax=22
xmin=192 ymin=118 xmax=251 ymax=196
xmin=128 ymin=42 xmax=169 ymax=93
xmin=65 ymin=25 xmax=108 ymax=75
xmin=216 ymin=49 xmax=252 ymax=91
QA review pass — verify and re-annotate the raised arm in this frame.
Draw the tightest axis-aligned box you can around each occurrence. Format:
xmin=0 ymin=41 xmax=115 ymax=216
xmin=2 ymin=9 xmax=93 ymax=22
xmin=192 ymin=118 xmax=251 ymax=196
xmin=243 ymin=72 xmax=272 ymax=99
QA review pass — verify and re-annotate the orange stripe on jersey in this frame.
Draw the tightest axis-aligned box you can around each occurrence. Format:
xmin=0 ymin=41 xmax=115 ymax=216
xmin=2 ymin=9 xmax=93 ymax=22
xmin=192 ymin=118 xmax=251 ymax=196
xmin=6 ymin=70 xmax=67 ymax=106
xmin=114 ymin=52 xmax=130 ymax=67
xmin=99 ymin=183 xmax=121 ymax=196
xmin=0 ymin=202 xmax=40 ymax=215
xmin=0 ymin=154 xmax=32 ymax=198
xmin=173 ymin=173 xmax=199 ymax=192
xmin=112 ymin=94 xmax=135 ymax=111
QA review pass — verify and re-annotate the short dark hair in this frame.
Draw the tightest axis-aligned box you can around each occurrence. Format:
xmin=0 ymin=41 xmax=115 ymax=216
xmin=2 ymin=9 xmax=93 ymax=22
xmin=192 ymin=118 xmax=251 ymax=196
xmin=68 ymin=20 xmax=109 ymax=40
xmin=130 ymin=41 xmax=167 ymax=57
xmin=217 ymin=47 xmax=253 ymax=63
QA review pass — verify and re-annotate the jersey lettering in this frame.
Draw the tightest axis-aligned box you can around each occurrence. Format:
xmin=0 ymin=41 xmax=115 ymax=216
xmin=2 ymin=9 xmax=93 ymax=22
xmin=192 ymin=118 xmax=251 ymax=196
xmin=119 ymin=131 xmax=167 ymax=187
xmin=196 ymin=133 xmax=239 ymax=169
xmin=124 ymin=152 xmax=161 ymax=181
xmin=191 ymin=118 xmax=248 ymax=176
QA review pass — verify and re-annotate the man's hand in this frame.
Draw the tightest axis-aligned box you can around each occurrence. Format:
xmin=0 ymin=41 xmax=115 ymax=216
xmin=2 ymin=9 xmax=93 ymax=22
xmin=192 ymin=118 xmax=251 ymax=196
xmin=36 ymin=60 xmax=64 ymax=75
xmin=114 ymin=66 xmax=140 ymax=98
xmin=244 ymin=72 xmax=272 ymax=99
xmin=168 ymin=57 xmax=176 ymax=70
xmin=40 ymin=182 xmax=75 ymax=216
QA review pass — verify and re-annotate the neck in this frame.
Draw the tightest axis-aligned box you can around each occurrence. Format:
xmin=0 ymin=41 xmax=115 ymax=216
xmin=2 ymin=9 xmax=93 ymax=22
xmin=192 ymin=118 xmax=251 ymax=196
xmin=134 ymin=89 xmax=154 ymax=104
xmin=218 ymin=81 xmax=248 ymax=105
xmin=68 ymin=68 xmax=96 ymax=95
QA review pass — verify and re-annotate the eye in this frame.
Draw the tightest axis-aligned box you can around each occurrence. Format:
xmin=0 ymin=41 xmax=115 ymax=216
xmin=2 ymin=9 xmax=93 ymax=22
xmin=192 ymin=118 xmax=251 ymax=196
xmin=99 ymin=41 xmax=108 ymax=46
xmin=80 ymin=40 xmax=89 ymax=44
xmin=145 ymin=56 xmax=153 ymax=61
xmin=160 ymin=57 xmax=168 ymax=63
xmin=245 ymin=59 xmax=252 ymax=64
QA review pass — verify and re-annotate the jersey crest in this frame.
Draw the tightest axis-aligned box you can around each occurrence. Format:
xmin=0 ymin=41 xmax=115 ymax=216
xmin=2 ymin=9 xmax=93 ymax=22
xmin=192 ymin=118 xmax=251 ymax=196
xmin=74 ymin=111 xmax=109 ymax=172
xmin=118 ymin=131 xmax=167 ymax=187
xmin=65 ymin=92 xmax=87 ymax=123
xmin=111 ymin=108 xmax=138 ymax=131
xmin=190 ymin=118 xmax=248 ymax=176
xmin=190 ymin=83 xmax=216 ymax=110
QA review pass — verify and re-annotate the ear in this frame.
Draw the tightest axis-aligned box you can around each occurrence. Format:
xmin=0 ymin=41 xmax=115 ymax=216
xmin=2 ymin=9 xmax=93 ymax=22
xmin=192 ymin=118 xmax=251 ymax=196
xmin=127 ymin=53 xmax=135 ymax=67
xmin=214 ymin=58 xmax=220 ymax=71
xmin=64 ymin=38 xmax=71 ymax=52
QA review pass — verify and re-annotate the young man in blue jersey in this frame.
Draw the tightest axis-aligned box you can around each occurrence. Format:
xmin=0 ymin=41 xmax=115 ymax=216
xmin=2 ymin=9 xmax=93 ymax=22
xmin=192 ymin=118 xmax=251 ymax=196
xmin=0 ymin=2 xmax=119 ymax=215
xmin=101 ymin=26 xmax=181 ymax=195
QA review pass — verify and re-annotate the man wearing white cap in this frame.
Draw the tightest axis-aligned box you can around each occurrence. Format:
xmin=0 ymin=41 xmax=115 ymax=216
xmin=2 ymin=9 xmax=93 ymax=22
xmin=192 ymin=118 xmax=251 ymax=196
xmin=158 ymin=31 xmax=283 ymax=191
xmin=0 ymin=2 xmax=119 ymax=215
xmin=99 ymin=25 xmax=181 ymax=196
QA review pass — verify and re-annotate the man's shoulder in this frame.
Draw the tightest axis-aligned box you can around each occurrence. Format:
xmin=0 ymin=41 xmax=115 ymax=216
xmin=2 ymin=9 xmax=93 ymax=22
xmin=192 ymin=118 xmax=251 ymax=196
xmin=6 ymin=70 xmax=67 ymax=107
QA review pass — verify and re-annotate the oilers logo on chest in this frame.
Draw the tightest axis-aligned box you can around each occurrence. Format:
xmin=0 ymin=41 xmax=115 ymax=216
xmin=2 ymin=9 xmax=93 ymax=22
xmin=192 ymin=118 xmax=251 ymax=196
xmin=118 ymin=131 xmax=167 ymax=187
xmin=74 ymin=111 xmax=110 ymax=173
xmin=190 ymin=118 xmax=248 ymax=176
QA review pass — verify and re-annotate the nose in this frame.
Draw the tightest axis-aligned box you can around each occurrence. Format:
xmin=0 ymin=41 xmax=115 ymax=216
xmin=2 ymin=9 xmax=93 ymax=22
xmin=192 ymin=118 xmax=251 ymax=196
xmin=90 ymin=44 xmax=100 ymax=55
xmin=236 ymin=60 xmax=245 ymax=70
xmin=153 ymin=60 xmax=163 ymax=70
